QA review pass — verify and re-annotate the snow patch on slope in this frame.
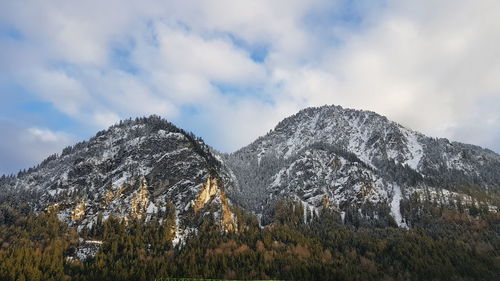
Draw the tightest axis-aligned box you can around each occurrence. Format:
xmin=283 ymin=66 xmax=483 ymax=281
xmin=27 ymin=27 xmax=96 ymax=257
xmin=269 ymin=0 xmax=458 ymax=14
xmin=401 ymin=128 xmax=423 ymax=170
xmin=390 ymin=185 xmax=408 ymax=229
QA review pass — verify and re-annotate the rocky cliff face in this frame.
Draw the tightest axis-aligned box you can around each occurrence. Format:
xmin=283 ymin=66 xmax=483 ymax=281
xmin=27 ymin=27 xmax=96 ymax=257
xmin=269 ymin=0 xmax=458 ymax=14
xmin=193 ymin=175 xmax=236 ymax=232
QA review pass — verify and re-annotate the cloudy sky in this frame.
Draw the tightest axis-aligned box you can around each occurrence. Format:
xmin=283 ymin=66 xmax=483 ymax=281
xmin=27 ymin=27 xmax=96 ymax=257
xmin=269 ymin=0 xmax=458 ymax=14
xmin=1 ymin=0 xmax=499 ymax=175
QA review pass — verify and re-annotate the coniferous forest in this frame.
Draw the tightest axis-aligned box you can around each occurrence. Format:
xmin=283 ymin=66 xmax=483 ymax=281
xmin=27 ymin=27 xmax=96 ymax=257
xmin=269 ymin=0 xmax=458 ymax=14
xmin=0 ymin=197 xmax=499 ymax=281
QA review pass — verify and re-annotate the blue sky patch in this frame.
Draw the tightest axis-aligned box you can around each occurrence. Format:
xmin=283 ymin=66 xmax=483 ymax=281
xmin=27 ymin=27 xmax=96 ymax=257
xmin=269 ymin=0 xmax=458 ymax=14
xmin=109 ymin=39 xmax=139 ymax=75
xmin=0 ymin=24 xmax=23 ymax=41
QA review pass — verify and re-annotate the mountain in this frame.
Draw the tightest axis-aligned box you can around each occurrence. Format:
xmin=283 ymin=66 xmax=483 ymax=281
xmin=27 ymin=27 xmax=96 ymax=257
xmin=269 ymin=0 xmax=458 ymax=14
xmin=1 ymin=106 xmax=499 ymax=281
xmin=0 ymin=116 xmax=237 ymax=241
xmin=2 ymin=106 xmax=499 ymax=234
xmin=225 ymin=105 xmax=500 ymax=227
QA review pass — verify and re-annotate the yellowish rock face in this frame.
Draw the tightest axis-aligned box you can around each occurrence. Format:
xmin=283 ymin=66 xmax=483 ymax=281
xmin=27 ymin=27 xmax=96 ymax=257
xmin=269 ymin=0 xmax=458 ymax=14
xmin=321 ymin=195 xmax=330 ymax=207
xmin=72 ymin=202 xmax=86 ymax=221
xmin=193 ymin=176 xmax=219 ymax=212
xmin=220 ymin=189 xmax=236 ymax=232
xmin=130 ymin=177 xmax=149 ymax=220
xmin=193 ymin=175 xmax=237 ymax=232
xmin=47 ymin=203 xmax=60 ymax=213
xmin=104 ymin=185 xmax=126 ymax=205
xmin=104 ymin=190 xmax=114 ymax=204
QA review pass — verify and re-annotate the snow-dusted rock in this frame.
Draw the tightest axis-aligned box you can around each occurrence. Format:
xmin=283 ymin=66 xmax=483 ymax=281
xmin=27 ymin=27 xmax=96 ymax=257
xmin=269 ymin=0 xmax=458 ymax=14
xmin=226 ymin=105 xmax=500 ymax=226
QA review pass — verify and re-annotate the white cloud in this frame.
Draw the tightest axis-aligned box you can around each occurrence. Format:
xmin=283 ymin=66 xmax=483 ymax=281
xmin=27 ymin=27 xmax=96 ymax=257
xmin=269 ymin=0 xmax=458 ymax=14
xmin=130 ymin=22 xmax=267 ymax=104
xmin=26 ymin=127 xmax=71 ymax=143
xmin=30 ymin=70 xmax=92 ymax=116
xmin=267 ymin=0 xmax=500 ymax=152
xmin=155 ymin=24 xmax=265 ymax=84
xmin=92 ymin=112 xmax=121 ymax=129
xmin=1 ymin=0 xmax=500 ymax=162
xmin=0 ymin=122 xmax=75 ymax=175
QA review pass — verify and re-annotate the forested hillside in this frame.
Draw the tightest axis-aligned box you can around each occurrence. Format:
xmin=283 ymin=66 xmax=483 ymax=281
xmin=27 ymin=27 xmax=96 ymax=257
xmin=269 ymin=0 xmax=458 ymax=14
xmin=0 ymin=197 xmax=498 ymax=281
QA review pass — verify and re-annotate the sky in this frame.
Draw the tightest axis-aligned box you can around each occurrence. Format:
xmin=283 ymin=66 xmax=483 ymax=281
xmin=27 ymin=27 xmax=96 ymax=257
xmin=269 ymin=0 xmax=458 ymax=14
xmin=1 ymin=0 xmax=500 ymax=175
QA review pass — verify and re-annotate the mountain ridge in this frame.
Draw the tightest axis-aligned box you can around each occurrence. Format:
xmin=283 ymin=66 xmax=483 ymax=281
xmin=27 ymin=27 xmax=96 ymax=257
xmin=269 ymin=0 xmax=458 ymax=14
xmin=1 ymin=105 xmax=499 ymax=235
xmin=225 ymin=104 xmax=500 ymax=226
xmin=4 ymin=104 xmax=500 ymax=178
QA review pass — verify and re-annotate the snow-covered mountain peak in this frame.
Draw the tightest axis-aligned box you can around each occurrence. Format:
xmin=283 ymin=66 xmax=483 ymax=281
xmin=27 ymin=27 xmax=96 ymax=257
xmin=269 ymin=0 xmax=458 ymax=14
xmin=239 ymin=105 xmax=427 ymax=172
xmin=226 ymin=105 xmax=500 ymax=226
